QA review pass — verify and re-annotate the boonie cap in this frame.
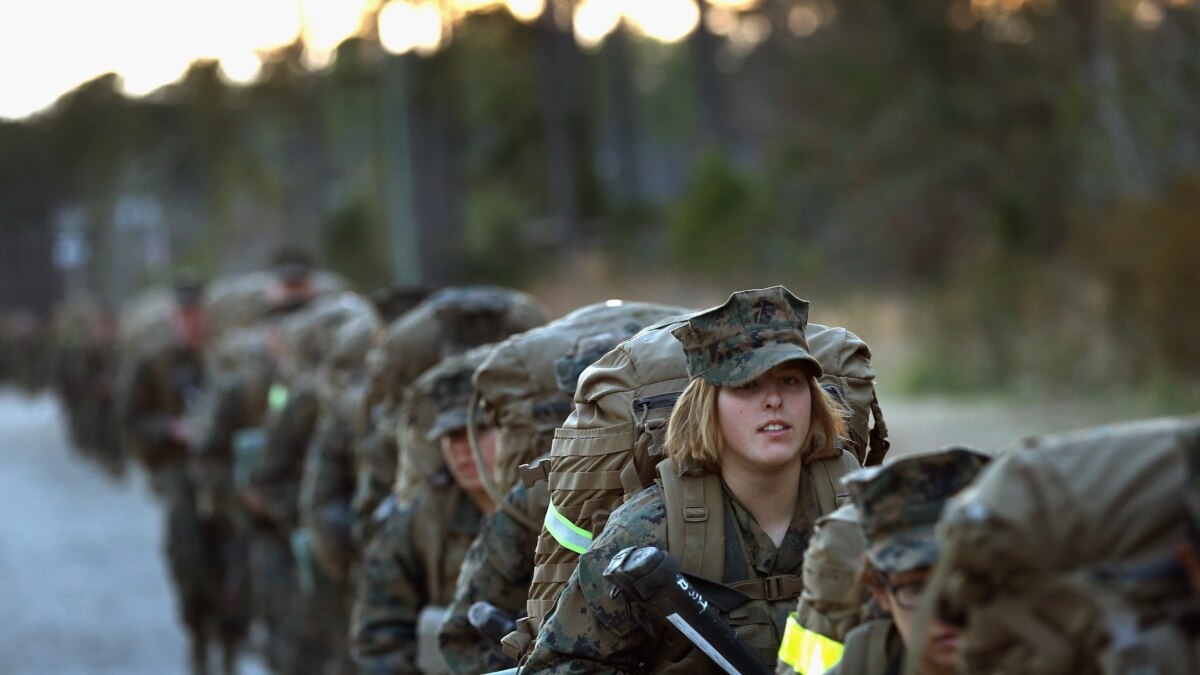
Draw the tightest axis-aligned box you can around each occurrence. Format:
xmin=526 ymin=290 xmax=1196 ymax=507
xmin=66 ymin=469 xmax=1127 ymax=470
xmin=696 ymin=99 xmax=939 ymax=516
xmin=672 ymin=286 xmax=821 ymax=387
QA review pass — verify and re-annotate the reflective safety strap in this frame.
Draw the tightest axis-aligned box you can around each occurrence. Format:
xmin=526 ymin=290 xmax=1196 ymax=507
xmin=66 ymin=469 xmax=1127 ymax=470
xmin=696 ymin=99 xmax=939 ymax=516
xmin=778 ymin=612 xmax=845 ymax=674
xmin=544 ymin=500 xmax=593 ymax=555
xmin=269 ymin=383 xmax=289 ymax=411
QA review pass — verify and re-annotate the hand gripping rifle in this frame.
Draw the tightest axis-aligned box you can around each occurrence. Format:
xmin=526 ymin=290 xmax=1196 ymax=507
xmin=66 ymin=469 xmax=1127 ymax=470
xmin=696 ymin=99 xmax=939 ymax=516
xmin=603 ymin=545 xmax=774 ymax=675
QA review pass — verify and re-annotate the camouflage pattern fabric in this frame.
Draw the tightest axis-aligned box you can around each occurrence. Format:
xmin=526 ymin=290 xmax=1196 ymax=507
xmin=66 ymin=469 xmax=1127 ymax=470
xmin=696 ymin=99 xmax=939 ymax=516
xmin=672 ymin=286 xmax=822 ymax=387
xmin=438 ymin=480 xmax=549 ymax=674
xmin=351 ymin=475 xmax=483 ymax=674
xmin=115 ymin=332 xmax=218 ymax=670
xmin=842 ymin=447 xmax=990 ymax=574
xmin=116 ymin=341 xmax=205 ymax=471
xmin=524 ymin=481 xmax=814 ymax=673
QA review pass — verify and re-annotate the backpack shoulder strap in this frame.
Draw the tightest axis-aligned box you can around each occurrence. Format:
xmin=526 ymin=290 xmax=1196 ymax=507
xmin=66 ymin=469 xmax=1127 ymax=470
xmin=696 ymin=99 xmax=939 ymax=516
xmin=808 ymin=451 xmax=860 ymax=517
xmin=658 ymin=457 xmax=725 ymax=582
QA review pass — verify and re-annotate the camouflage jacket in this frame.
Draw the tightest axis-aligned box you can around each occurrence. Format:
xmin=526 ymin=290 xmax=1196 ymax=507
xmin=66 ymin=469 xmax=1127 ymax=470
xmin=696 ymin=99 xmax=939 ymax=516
xmin=300 ymin=411 xmax=358 ymax=583
xmin=439 ymin=481 xmax=549 ymax=674
xmin=192 ymin=369 xmax=272 ymax=514
xmin=351 ymin=472 xmax=484 ymax=675
xmin=524 ymin=481 xmax=814 ymax=674
xmin=116 ymin=341 xmax=205 ymax=470
xmin=249 ymin=380 xmax=319 ymax=531
xmin=825 ymin=619 xmax=901 ymax=675
xmin=352 ymin=404 xmax=400 ymax=549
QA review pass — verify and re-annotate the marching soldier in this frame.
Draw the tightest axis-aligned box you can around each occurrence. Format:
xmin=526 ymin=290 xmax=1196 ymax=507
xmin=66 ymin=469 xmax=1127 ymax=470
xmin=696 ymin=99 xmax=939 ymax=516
xmin=116 ymin=278 xmax=216 ymax=674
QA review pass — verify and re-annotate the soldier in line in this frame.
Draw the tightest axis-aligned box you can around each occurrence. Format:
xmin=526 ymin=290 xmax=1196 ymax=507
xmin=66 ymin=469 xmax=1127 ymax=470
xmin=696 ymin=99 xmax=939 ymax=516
xmin=298 ymin=300 xmax=381 ymax=675
xmin=927 ymin=416 xmax=1199 ymax=674
xmin=116 ymin=279 xmax=217 ymax=675
xmin=351 ymin=346 xmax=500 ymax=674
xmin=242 ymin=294 xmax=366 ymax=674
xmin=189 ymin=325 xmax=277 ymax=673
xmin=51 ymin=297 xmax=125 ymax=477
xmin=351 ymin=287 xmax=549 ymax=550
xmin=524 ymin=287 xmax=854 ymax=672
xmin=824 ymin=448 xmax=990 ymax=675
xmin=437 ymin=311 xmax=671 ymax=674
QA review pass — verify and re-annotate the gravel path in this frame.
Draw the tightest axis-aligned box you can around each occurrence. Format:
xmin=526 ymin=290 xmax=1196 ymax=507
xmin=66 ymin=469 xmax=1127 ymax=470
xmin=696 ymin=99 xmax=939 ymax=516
xmin=0 ymin=390 xmax=265 ymax=675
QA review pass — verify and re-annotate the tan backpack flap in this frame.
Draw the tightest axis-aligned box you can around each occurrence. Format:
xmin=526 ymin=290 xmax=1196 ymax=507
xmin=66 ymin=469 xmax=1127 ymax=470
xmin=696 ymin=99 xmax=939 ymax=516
xmin=796 ymin=504 xmax=869 ymax=644
xmin=948 ymin=415 xmax=1195 ymax=577
xmin=932 ymin=416 xmax=1200 ymax=675
xmin=806 ymin=323 xmax=887 ymax=466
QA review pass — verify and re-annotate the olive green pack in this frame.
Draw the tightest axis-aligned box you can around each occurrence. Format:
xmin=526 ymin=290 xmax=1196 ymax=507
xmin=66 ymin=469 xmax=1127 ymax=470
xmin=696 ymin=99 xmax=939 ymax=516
xmin=930 ymin=415 xmax=1200 ymax=675
xmin=506 ymin=312 xmax=888 ymax=661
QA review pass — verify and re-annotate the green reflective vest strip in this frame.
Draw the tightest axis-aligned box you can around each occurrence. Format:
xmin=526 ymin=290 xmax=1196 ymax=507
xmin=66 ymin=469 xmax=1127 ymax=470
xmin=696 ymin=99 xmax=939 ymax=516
xmin=544 ymin=500 xmax=593 ymax=555
xmin=269 ymin=383 xmax=289 ymax=411
xmin=778 ymin=612 xmax=845 ymax=674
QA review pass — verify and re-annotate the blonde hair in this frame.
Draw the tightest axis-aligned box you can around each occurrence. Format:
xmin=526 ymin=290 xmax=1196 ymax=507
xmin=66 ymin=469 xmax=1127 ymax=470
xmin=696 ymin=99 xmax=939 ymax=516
xmin=665 ymin=372 xmax=847 ymax=472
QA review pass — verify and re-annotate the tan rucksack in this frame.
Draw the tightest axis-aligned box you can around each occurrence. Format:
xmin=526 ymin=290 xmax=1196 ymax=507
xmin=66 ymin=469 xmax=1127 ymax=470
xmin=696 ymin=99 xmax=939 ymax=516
xmin=377 ymin=287 xmax=551 ymax=503
xmin=469 ymin=301 xmax=690 ymax=523
xmin=507 ymin=312 xmax=888 ymax=658
xmin=930 ymin=415 xmax=1200 ymax=675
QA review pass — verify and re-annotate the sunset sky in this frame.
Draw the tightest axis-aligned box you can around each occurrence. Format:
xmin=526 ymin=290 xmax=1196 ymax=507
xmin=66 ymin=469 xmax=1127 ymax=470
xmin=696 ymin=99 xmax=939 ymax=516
xmin=0 ymin=0 xmax=745 ymax=121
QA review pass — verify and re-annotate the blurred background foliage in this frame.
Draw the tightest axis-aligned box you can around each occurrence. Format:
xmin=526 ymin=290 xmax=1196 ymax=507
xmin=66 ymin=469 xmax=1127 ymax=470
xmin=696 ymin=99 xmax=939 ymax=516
xmin=1 ymin=0 xmax=1197 ymax=401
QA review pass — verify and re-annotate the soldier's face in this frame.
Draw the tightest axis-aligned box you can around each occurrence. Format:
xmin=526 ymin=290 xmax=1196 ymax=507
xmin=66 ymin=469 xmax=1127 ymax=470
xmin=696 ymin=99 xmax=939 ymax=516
xmin=871 ymin=567 xmax=961 ymax=675
xmin=172 ymin=306 xmax=208 ymax=349
xmin=716 ymin=363 xmax=812 ymax=475
xmin=441 ymin=426 xmax=497 ymax=494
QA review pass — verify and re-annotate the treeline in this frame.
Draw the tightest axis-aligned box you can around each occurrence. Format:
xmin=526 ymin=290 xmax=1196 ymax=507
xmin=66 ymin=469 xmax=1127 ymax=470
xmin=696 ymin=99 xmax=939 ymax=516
xmin=1 ymin=0 xmax=1197 ymax=392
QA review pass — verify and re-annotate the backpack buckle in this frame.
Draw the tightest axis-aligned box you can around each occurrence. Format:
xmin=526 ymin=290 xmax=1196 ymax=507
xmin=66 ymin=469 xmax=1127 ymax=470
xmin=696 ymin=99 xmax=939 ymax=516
xmin=760 ymin=576 xmax=800 ymax=601
xmin=518 ymin=458 xmax=551 ymax=488
xmin=683 ymin=506 xmax=708 ymax=522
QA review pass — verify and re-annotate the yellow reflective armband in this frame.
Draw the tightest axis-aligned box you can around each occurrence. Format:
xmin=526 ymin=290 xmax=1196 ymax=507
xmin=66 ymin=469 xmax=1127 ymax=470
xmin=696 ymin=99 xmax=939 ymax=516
xmin=778 ymin=612 xmax=845 ymax=674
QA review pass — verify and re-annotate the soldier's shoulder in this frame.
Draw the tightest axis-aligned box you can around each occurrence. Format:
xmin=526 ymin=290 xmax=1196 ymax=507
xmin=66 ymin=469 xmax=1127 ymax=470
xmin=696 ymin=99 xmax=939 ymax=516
xmin=601 ymin=484 xmax=668 ymax=542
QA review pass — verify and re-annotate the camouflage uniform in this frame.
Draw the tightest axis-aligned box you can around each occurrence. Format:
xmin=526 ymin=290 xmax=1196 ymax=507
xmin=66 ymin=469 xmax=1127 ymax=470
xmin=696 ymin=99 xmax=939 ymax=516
xmin=526 ymin=288 xmax=848 ymax=673
xmin=819 ymin=448 xmax=989 ymax=675
xmin=187 ymin=327 xmax=277 ymax=671
xmin=299 ymin=303 xmax=380 ymax=675
xmin=115 ymin=283 xmax=212 ymax=673
xmin=350 ymin=348 xmax=496 ymax=675
xmin=525 ymin=481 xmax=815 ymax=673
xmin=52 ymin=299 xmax=125 ymax=476
xmin=438 ymin=479 xmax=549 ymax=674
xmin=244 ymin=295 xmax=363 ymax=675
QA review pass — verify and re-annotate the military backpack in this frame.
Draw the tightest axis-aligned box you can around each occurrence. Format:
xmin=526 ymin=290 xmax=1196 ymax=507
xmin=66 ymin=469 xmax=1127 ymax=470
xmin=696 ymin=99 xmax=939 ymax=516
xmin=506 ymin=311 xmax=889 ymax=662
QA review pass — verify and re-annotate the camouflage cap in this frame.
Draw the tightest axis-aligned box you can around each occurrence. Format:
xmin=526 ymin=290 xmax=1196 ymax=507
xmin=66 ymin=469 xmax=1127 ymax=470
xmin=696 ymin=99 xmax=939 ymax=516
xmin=424 ymin=348 xmax=492 ymax=442
xmin=844 ymin=446 xmax=990 ymax=574
xmin=267 ymin=245 xmax=317 ymax=282
xmin=671 ymin=286 xmax=821 ymax=387
xmin=173 ymin=275 xmax=206 ymax=308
